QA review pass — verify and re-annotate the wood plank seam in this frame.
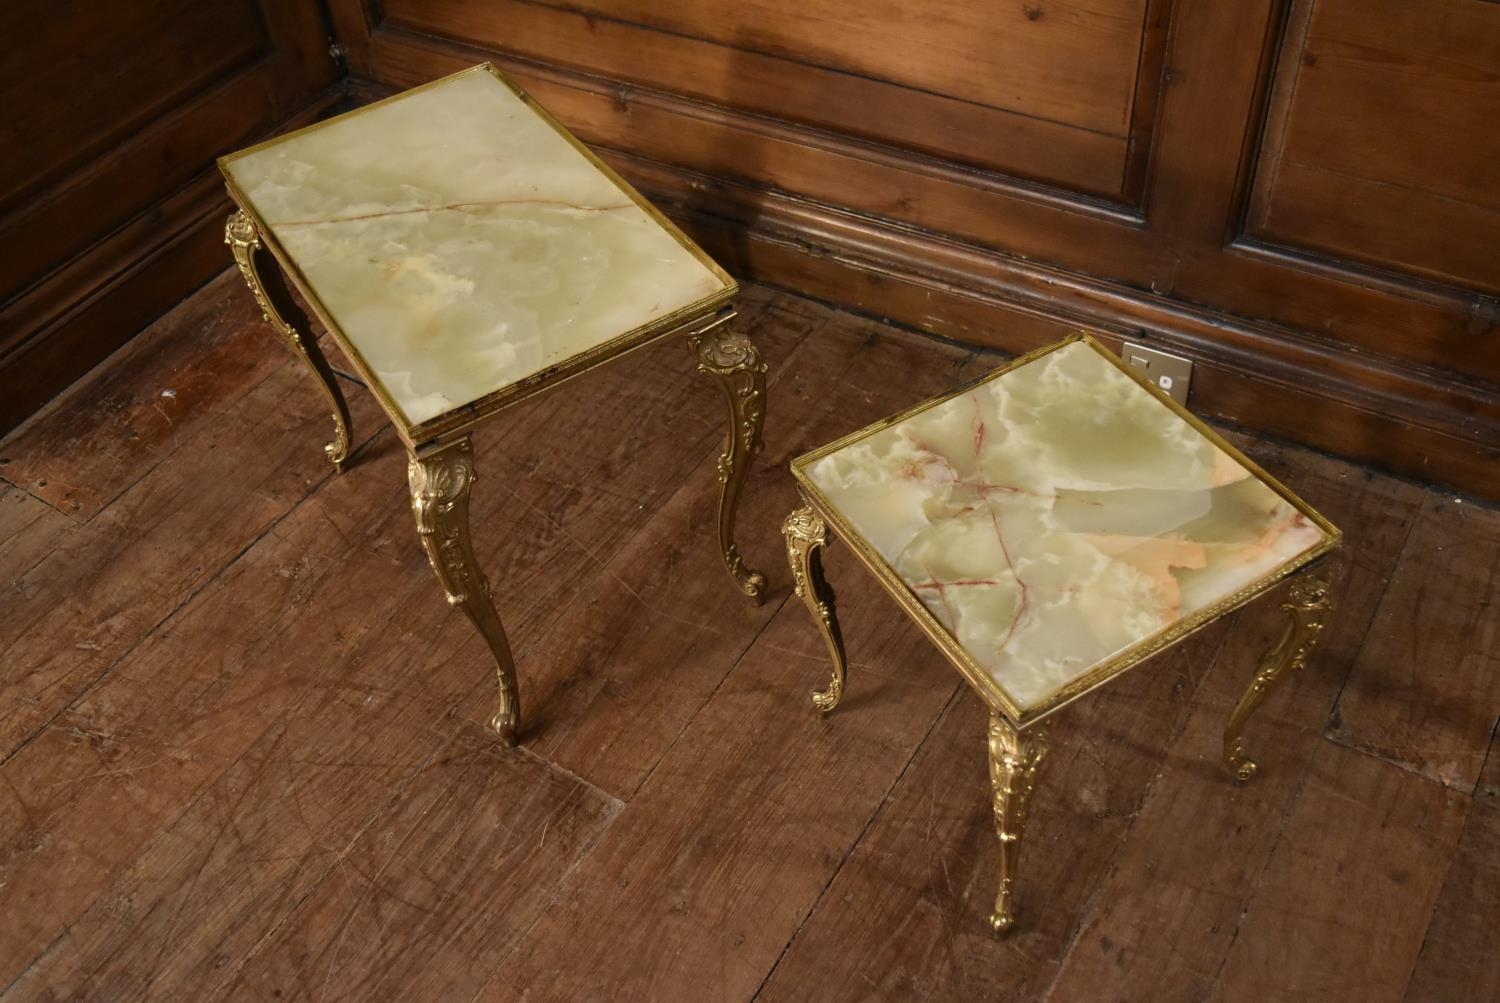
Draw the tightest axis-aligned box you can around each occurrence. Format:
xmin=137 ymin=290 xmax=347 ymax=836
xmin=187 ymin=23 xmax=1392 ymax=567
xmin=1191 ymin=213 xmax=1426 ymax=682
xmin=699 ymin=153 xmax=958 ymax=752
xmin=453 ymin=795 xmax=627 ymax=1003
xmin=0 ymin=493 xmax=63 ymax=585
xmin=1320 ymin=508 xmax=1438 ymax=769
xmin=1323 ymin=735 xmax=1492 ymax=794
xmin=1201 ymin=767 xmax=1319 ymax=993
xmin=513 ymin=305 xmax=838 ymax=804
xmin=0 ymin=478 xmax=73 ymax=525
xmin=748 ymin=683 xmax=967 ymax=1003
xmin=0 ymin=925 xmax=66 ymax=998
xmin=1399 ymin=832 xmax=1471 ymax=1002
xmin=516 ymin=744 xmax=626 ymax=812
xmin=627 ymin=597 xmax=792 ymax=800
xmin=1039 ymin=617 xmax=1241 ymax=995
xmin=1478 ymin=720 xmax=1500 ymax=802
xmin=7 ymin=708 xmax=305 ymax=999
xmin=0 ymin=336 xmax=305 ymax=527
xmin=216 ymin=727 xmax=597 ymax=1001
xmin=1401 ymin=796 xmax=1498 ymax=1002
xmin=0 ymin=421 xmax=389 ymax=771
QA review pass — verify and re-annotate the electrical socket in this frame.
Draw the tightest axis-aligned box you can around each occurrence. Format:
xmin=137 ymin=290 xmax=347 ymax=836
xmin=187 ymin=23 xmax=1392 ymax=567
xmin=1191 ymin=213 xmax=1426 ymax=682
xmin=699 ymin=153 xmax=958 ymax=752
xmin=1121 ymin=341 xmax=1193 ymax=405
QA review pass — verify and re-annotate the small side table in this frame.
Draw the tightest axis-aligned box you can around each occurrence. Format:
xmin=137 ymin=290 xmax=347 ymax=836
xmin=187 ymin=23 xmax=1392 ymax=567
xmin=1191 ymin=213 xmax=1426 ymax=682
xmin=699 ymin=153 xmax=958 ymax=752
xmin=219 ymin=65 xmax=768 ymax=745
xmin=782 ymin=335 xmax=1339 ymax=933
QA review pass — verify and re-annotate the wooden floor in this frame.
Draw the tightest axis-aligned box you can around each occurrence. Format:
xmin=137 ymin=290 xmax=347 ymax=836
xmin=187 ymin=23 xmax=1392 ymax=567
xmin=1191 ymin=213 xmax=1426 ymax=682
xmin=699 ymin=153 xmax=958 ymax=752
xmin=1 ymin=272 xmax=1497 ymax=1003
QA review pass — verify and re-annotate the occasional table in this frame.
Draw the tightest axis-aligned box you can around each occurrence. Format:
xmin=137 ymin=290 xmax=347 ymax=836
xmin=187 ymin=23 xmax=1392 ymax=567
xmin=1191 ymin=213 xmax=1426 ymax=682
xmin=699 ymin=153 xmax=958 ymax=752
xmin=782 ymin=335 xmax=1339 ymax=933
xmin=219 ymin=64 xmax=767 ymax=746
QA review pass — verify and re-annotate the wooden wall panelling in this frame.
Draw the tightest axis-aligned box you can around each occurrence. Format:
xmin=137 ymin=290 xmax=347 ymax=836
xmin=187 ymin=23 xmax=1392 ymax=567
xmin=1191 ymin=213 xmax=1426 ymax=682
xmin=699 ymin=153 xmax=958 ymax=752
xmin=544 ymin=0 xmax=1146 ymax=133
xmin=327 ymin=1 xmax=1500 ymax=496
xmin=359 ymin=20 xmax=1500 ymax=398
xmin=353 ymin=1 xmax=1500 ymax=383
xmin=1126 ymin=0 xmax=1500 ymax=384
xmin=1119 ymin=0 xmax=1175 ymax=204
xmin=0 ymin=0 xmax=340 ymax=437
xmin=378 ymin=17 xmax=1488 ymax=373
xmin=1190 ymin=0 xmax=1500 ymax=383
xmin=1245 ymin=0 xmax=1500 ymax=294
xmin=357 ymin=30 xmax=1162 ymax=275
xmin=377 ymin=0 xmax=1173 ymax=204
xmin=0 ymin=1 xmax=267 ymax=216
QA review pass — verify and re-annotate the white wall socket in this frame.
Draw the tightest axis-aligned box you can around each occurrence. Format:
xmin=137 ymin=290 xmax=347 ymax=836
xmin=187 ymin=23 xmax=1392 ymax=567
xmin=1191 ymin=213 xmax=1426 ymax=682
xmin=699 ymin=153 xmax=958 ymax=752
xmin=1121 ymin=341 xmax=1193 ymax=406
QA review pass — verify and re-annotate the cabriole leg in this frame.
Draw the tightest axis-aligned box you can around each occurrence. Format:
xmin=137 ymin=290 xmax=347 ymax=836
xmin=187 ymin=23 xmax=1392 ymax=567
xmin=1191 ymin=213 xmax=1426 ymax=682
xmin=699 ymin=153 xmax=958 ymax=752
xmin=1223 ymin=574 xmax=1335 ymax=782
xmin=408 ymin=437 xmax=521 ymax=746
xmin=988 ymin=714 xmax=1048 ymax=935
xmin=688 ymin=320 xmax=768 ymax=600
xmin=225 ymin=210 xmax=353 ymax=470
xmin=783 ymin=506 xmax=848 ymax=713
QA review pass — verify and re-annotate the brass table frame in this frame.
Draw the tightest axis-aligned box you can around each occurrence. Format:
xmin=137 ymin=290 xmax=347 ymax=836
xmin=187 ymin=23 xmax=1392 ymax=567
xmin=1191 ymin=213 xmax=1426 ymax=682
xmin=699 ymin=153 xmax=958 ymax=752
xmin=219 ymin=65 xmax=767 ymax=747
xmin=782 ymin=334 xmax=1341 ymax=934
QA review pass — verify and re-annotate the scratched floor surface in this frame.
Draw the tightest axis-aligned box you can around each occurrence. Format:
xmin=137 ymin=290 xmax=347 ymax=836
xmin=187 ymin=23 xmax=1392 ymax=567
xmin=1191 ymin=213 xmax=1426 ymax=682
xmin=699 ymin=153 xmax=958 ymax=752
xmin=1 ymin=269 xmax=1496 ymax=1002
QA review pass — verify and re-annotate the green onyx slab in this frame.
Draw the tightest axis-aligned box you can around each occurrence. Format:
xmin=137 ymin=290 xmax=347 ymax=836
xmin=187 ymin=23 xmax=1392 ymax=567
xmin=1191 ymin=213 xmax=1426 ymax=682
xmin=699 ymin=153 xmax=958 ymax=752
xmin=224 ymin=68 xmax=728 ymax=429
xmin=802 ymin=340 xmax=1333 ymax=712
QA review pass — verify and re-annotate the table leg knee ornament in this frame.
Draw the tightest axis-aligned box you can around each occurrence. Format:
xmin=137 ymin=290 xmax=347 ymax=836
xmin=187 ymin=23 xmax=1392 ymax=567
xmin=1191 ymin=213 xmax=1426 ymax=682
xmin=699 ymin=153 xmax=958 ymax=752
xmin=225 ymin=210 xmax=352 ymax=471
xmin=689 ymin=324 xmax=768 ymax=601
xmin=1223 ymin=574 xmax=1335 ymax=782
xmin=988 ymin=715 xmax=1048 ymax=935
xmin=408 ymin=438 xmax=522 ymax=746
xmin=783 ymin=506 xmax=848 ymax=712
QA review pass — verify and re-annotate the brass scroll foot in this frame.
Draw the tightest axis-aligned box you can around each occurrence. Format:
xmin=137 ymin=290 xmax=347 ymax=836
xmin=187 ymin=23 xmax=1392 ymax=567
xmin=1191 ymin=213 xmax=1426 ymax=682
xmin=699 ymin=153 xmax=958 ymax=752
xmin=783 ymin=506 xmax=848 ymax=713
xmin=988 ymin=714 xmax=1048 ymax=936
xmin=226 ymin=210 xmax=353 ymax=470
xmin=1223 ymin=574 xmax=1335 ymax=782
xmin=408 ymin=437 xmax=521 ymax=747
xmin=689 ymin=319 xmax=768 ymax=601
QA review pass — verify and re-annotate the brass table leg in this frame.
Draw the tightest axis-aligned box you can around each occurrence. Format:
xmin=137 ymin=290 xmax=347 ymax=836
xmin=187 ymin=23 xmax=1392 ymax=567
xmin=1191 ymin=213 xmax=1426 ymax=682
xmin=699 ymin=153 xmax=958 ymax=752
xmin=225 ymin=210 xmax=353 ymax=470
xmin=988 ymin=714 xmax=1048 ymax=935
xmin=1223 ymin=574 xmax=1335 ymax=781
xmin=688 ymin=324 xmax=768 ymax=601
xmin=783 ymin=506 xmax=848 ymax=712
xmin=408 ymin=437 xmax=521 ymax=746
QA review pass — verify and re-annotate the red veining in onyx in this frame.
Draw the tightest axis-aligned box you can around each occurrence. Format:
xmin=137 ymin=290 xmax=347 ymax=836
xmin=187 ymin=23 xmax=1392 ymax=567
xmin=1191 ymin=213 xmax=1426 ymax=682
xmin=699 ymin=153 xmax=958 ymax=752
xmin=911 ymin=577 xmax=1082 ymax=598
xmin=898 ymin=455 xmax=957 ymax=484
xmin=903 ymin=427 xmax=1099 ymax=506
xmin=897 ymin=394 xmax=1045 ymax=657
xmin=911 ymin=577 xmax=1008 ymax=589
xmin=917 ymin=560 xmax=963 ymax=627
xmin=274 ymin=198 xmax=635 ymax=228
xmin=987 ymin=501 xmax=1031 ymax=653
xmin=972 ymin=481 xmax=1103 ymax=506
xmin=907 ymin=501 xmax=1033 ymax=655
xmin=901 ymin=432 xmax=961 ymax=484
